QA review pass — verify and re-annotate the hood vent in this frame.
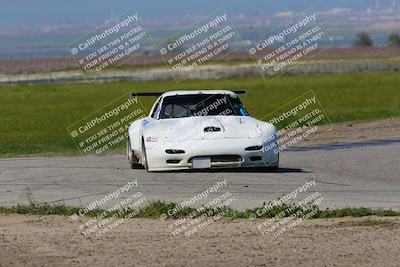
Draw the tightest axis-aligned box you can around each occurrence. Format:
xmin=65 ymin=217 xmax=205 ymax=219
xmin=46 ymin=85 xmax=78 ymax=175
xmin=204 ymin=126 xmax=221 ymax=132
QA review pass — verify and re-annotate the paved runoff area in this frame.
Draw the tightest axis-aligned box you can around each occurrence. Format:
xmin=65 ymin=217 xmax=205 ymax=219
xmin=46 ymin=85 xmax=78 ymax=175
xmin=1 ymin=138 xmax=399 ymax=211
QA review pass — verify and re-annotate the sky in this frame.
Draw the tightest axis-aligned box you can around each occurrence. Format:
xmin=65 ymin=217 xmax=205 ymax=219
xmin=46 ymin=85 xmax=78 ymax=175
xmin=0 ymin=0 xmax=389 ymax=25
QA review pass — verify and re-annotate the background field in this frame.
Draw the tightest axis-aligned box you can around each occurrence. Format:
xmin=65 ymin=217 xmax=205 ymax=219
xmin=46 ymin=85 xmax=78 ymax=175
xmin=1 ymin=71 xmax=399 ymax=156
xmin=1 ymin=47 xmax=399 ymax=75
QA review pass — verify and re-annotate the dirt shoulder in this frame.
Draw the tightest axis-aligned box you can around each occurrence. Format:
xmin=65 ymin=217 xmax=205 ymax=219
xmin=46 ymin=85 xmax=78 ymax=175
xmin=300 ymin=117 xmax=400 ymax=146
xmin=1 ymin=214 xmax=399 ymax=266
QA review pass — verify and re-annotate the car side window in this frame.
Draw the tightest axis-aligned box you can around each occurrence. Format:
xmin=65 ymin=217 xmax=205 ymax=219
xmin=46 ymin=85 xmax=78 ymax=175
xmin=150 ymin=98 xmax=162 ymax=119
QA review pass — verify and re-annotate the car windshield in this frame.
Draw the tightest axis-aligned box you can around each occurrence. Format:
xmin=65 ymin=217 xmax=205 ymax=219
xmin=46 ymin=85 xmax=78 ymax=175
xmin=159 ymin=94 xmax=249 ymax=119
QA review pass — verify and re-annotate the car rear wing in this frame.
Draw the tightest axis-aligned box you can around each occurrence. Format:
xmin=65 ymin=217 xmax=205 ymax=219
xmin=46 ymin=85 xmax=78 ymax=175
xmin=129 ymin=90 xmax=245 ymax=98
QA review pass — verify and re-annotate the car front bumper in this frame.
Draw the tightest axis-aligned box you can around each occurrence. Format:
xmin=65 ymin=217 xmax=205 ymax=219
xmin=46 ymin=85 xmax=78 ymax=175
xmin=144 ymin=137 xmax=279 ymax=171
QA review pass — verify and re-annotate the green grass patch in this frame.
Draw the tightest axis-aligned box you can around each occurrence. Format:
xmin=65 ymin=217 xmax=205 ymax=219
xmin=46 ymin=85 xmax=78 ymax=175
xmin=0 ymin=71 xmax=399 ymax=156
xmin=352 ymin=220 xmax=392 ymax=227
xmin=316 ymin=207 xmax=400 ymax=218
xmin=1 ymin=202 xmax=399 ymax=219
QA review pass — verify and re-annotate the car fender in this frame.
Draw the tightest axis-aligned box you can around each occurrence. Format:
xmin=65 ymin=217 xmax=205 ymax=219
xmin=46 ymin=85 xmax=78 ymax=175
xmin=128 ymin=117 xmax=147 ymax=151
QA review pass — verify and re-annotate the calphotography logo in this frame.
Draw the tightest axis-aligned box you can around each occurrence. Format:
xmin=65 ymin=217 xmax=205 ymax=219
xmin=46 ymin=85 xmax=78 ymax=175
xmin=68 ymin=7 xmax=152 ymax=72
xmin=249 ymin=10 xmax=333 ymax=82
xmin=158 ymin=8 xmax=245 ymax=81
xmin=249 ymin=179 xmax=326 ymax=247
xmin=259 ymin=90 xmax=332 ymax=154
xmin=159 ymin=176 xmax=236 ymax=241
xmin=71 ymin=179 xmax=149 ymax=238
xmin=67 ymin=92 xmax=146 ymax=161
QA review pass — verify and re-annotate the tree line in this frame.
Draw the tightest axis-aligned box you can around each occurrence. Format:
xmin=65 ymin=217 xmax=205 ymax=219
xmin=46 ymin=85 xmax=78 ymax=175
xmin=354 ymin=32 xmax=400 ymax=47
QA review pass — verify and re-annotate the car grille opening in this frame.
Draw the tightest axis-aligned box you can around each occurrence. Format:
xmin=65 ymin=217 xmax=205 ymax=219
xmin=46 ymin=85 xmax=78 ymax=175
xmin=165 ymin=149 xmax=185 ymax=154
xmin=245 ymin=145 xmax=263 ymax=151
xmin=166 ymin=159 xmax=181 ymax=164
xmin=188 ymin=155 xmax=242 ymax=163
xmin=250 ymin=156 xmax=262 ymax=161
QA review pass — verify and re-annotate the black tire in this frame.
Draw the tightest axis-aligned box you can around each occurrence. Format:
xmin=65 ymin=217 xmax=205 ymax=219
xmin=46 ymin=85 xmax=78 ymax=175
xmin=269 ymin=154 xmax=280 ymax=172
xmin=141 ymin=138 xmax=149 ymax=172
xmin=267 ymin=165 xmax=279 ymax=172
xmin=257 ymin=166 xmax=279 ymax=172
xmin=258 ymin=155 xmax=279 ymax=172
xmin=127 ymin=139 xmax=142 ymax=169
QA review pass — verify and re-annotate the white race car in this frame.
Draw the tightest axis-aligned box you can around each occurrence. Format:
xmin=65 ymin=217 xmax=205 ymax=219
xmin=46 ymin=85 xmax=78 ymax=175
xmin=127 ymin=90 xmax=279 ymax=172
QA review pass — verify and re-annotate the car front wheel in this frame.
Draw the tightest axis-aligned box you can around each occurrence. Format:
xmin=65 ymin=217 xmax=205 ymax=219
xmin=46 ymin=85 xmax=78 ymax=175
xmin=127 ymin=139 xmax=142 ymax=169
xmin=141 ymin=139 xmax=149 ymax=172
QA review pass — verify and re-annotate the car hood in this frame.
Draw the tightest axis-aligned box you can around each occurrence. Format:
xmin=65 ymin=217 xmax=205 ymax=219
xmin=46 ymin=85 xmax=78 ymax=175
xmin=147 ymin=116 xmax=271 ymax=141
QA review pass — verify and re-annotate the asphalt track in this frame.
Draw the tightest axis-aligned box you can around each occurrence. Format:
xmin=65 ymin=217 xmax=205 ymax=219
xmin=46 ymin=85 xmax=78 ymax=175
xmin=0 ymin=138 xmax=399 ymax=211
